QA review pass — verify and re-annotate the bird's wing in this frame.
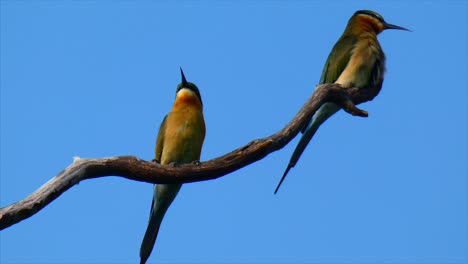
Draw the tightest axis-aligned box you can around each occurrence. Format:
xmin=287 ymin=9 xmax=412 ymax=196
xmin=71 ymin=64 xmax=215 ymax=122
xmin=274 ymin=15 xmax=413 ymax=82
xmin=319 ymin=34 xmax=356 ymax=84
xmin=154 ymin=115 xmax=167 ymax=163
xmin=299 ymin=35 xmax=356 ymax=135
xmin=140 ymin=114 xmax=176 ymax=264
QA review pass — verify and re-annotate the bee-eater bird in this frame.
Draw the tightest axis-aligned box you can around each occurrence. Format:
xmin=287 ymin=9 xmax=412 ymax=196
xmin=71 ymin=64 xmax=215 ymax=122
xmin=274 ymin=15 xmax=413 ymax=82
xmin=140 ymin=68 xmax=206 ymax=264
xmin=274 ymin=10 xmax=409 ymax=194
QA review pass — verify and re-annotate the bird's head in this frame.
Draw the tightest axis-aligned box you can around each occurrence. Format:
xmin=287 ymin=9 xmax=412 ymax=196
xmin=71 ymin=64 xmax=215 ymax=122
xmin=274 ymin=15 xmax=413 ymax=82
xmin=349 ymin=10 xmax=410 ymax=35
xmin=175 ymin=68 xmax=203 ymax=107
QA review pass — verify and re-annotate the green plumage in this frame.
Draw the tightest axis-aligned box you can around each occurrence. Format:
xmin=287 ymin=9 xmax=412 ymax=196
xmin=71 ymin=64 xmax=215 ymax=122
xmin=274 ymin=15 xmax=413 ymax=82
xmin=319 ymin=35 xmax=357 ymax=84
xmin=275 ymin=10 xmax=408 ymax=194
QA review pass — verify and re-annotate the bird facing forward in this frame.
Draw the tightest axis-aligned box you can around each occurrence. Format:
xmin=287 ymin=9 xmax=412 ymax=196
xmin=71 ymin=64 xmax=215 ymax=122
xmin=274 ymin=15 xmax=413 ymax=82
xmin=140 ymin=68 xmax=206 ymax=264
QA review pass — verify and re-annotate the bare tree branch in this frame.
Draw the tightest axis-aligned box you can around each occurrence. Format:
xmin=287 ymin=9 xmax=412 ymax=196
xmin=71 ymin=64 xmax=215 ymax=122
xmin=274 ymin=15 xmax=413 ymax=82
xmin=0 ymin=83 xmax=377 ymax=230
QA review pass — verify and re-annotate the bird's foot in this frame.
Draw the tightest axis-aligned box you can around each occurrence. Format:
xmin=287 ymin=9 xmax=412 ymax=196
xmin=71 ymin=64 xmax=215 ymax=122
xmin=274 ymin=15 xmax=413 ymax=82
xmin=151 ymin=158 xmax=160 ymax=164
xmin=191 ymin=160 xmax=201 ymax=166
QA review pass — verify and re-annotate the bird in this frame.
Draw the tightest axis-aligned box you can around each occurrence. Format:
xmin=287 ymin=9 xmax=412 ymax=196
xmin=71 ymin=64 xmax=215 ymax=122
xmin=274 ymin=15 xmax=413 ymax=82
xmin=139 ymin=68 xmax=206 ymax=264
xmin=274 ymin=10 xmax=409 ymax=194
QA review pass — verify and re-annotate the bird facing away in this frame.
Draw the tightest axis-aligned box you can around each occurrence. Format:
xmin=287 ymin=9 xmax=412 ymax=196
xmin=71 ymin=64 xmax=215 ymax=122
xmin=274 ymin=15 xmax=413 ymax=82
xmin=140 ymin=68 xmax=206 ymax=264
xmin=274 ymin=10 xmax=409 ymax=194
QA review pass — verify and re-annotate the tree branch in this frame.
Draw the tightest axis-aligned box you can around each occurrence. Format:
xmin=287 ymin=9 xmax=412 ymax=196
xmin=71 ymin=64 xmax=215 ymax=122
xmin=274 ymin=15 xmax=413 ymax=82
xmin=0 ymin=83 xmax=376 ymax=230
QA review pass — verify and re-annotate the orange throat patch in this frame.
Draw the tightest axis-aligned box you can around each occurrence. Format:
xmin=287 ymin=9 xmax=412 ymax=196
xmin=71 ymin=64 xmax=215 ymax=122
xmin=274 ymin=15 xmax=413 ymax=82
xmin=172 ymin=88 xmax=202 ymax=111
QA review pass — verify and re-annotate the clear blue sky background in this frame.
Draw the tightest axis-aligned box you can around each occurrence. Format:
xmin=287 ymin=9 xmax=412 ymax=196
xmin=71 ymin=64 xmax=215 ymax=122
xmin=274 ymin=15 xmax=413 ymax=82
xmin=1 ymin=1 xmax=466 ymax=263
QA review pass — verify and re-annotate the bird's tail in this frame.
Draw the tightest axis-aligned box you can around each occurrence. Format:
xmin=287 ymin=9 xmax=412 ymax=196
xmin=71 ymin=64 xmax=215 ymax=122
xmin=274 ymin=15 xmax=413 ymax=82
xmin=140 ymin=184 xmax=182 ymax=264
xmin=274 ymin=103 xmax=340 ymax=194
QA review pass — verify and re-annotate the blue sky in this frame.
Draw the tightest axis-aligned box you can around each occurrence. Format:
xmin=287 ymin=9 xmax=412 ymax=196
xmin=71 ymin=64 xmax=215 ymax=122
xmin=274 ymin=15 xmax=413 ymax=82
xmin=1 ymin=1 xmax=466 ymax=263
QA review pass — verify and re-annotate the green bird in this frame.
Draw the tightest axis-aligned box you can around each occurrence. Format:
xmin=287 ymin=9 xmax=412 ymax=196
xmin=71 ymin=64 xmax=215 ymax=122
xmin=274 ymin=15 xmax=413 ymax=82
xmin=274 ymin=10 xmax=409 ymax=194
xmin=140 ymin=68 xmax=206 ymax=264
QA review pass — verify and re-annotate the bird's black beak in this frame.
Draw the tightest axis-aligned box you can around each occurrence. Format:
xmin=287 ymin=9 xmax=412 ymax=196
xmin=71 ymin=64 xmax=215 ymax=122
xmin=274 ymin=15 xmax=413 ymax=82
xmin=384 ymin=22 xmax=411 ymax=31
xmin=180 ymin=67 xmax=188 ymax=87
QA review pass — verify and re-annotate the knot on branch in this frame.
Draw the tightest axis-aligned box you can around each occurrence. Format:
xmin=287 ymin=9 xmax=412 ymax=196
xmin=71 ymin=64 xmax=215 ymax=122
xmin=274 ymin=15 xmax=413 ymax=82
xmin=318 ymin=84 xmax=368 ymax=117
